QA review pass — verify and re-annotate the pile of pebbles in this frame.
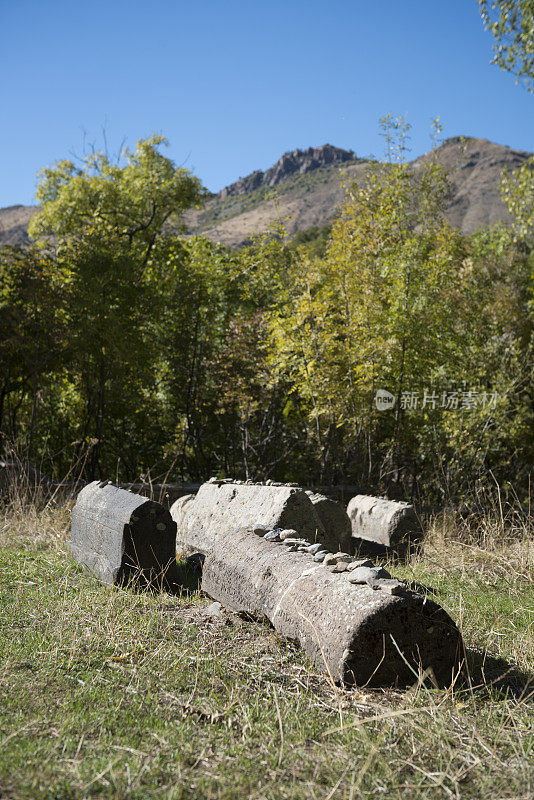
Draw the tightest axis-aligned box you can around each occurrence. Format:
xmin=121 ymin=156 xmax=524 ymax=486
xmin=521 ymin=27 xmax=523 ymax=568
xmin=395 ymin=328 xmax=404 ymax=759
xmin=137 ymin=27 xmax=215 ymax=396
xmin=208 ymin=477 xmax=299 ymax=487
xmin=252 ymin=524 xmax=407 ymax=595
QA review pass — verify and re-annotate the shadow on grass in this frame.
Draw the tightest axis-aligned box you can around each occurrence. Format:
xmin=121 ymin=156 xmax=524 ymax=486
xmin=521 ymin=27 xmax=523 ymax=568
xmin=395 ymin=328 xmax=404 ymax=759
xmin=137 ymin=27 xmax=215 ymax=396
xmin=463 ymin=647 xmax=534 ymax=702
xmin=120 ymin=555 xmax=203 ymax=596
xmin=352 ymin=537 xmax=424 ymax=566
xmin=177 ymin=554 xmax=204 ymax=593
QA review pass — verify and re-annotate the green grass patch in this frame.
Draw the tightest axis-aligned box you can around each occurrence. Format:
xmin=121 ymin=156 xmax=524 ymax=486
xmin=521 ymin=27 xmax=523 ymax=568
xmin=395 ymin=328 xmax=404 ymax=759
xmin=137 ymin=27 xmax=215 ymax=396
xmin=0 ymin=507 xmax=533 ymax=799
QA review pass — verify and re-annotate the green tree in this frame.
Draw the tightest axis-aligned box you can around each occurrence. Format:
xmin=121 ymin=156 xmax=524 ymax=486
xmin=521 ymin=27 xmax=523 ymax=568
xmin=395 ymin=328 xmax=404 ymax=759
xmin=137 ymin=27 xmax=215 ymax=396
xmin=30 ymin=134 xmax=205 ymax=266
xmin=269 ymin=149 xmax=470 ymax=491
xmin=479 ymin=0 xmax=534 ymax=91
xmin=26 ymin=136 xmax=205 ymax=478
xmin=501 ymin=155 xmax=534 ymax=242
xmin=266 ymin=117 xmax=533 ymax=498
xmin=146 ymin=235 xmax=240 ymax=480
xmin=150 ymin=231 xmax=303 ymax=481
xmin=0 ymin=246 xmax=70 ymax=460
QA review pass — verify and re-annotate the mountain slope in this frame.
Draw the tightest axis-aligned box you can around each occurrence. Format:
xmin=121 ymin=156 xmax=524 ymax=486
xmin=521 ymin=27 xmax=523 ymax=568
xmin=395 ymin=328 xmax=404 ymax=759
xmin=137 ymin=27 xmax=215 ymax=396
xmin=0 ymin=204 xmax=38 ymax=246
xmin=181 ymin=137 xmax=532 ymax=247
xmin=1 ymin=137 xmax=531 ymax=249
xmin=412 ymin=136 xmax=531 ymax=232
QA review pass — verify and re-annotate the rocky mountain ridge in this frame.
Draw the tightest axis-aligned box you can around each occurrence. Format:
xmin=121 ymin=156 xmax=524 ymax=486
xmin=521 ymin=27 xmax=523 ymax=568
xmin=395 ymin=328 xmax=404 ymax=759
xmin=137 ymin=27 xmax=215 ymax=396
xmin=219 ymin=144 xmax=360 ymax=198
xmin=1 ymin=137 xmax=531 ymax=249
xmin=182 ymin=137 xmax=532 ymax=246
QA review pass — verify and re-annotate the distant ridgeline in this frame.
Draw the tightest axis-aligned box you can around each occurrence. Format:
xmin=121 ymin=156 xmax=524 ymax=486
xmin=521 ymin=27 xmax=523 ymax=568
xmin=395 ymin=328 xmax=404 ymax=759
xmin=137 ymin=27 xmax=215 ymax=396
xmin=0 ymin=137 xmax=532 ymax=248
xmin=218 ymin=144 xmax=360 ymax=198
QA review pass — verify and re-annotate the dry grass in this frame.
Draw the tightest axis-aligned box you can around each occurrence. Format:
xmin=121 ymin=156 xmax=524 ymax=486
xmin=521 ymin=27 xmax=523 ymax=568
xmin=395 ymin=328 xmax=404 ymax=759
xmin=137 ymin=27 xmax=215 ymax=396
xmin=0 ymin=490 xmax=532 ymax=800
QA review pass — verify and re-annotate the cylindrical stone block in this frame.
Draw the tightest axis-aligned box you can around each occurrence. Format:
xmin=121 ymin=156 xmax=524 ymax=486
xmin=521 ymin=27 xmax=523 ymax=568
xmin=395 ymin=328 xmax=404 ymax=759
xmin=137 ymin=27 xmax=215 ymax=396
xmin=201 ymin=527 xmax=463 ymax=687
xmin=172 ymin=480 xmax=325 ymax=557
xmin=347 ymin=494 xmax=422 ymax=551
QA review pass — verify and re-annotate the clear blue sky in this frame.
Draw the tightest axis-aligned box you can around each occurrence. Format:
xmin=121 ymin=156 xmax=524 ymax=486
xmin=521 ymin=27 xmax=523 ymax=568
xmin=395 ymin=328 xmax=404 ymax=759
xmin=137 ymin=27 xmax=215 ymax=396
xmin=1 ymin=0 xmax=532 ymax=207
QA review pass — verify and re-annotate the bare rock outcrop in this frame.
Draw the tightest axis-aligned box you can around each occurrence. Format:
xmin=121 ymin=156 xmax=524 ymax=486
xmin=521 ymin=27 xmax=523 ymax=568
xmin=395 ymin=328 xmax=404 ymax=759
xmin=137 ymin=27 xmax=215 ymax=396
xmin=219 ymin=145 xmax=358 ymax=198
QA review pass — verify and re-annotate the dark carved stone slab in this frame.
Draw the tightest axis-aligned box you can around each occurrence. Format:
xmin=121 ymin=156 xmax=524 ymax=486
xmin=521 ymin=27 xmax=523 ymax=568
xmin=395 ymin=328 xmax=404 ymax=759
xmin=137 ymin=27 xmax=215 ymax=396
xmin=69 ymin=481 xmax=182 ymax=591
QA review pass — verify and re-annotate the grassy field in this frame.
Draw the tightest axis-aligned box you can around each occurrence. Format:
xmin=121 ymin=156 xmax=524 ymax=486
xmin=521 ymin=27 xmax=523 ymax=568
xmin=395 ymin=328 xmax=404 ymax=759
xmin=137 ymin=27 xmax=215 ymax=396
xmin=0 ymin=496 xmax=532 ymax=800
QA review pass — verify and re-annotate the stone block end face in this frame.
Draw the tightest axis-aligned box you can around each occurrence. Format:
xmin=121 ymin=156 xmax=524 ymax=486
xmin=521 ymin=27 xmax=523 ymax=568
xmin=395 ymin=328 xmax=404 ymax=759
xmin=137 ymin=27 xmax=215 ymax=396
xmin=120 ymin=511 xmax=179 ymax=593
xmin=276 ymin=489 xmax=326 ymax=541
xmin=339 ymin=596 xmax=463 ymax=687
xmin=305 ymin=492 xmax=352 ymax=553
xmin=169 ymin=494 xmax=195 ymax=528
xmin=70 ymin=482 xmax=182 ymax=592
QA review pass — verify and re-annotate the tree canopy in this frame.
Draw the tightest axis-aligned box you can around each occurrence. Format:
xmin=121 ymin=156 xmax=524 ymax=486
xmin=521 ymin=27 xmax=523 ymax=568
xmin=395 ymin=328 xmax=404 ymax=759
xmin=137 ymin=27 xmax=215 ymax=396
xmin=29 ymin=134 xmax=205 ymax=267
xmin=479 ymin=0 xmax=534 ymax=91
xmin=1 ymin=124 xmax=533 ymax=502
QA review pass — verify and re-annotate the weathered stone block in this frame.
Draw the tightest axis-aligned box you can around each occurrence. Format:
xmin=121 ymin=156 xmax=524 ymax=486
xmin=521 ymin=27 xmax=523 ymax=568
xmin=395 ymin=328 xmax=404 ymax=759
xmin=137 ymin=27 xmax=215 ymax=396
xmin=171 ymin=480 xmax=325 ymax=556
xmin=201 ymin=526 xmax=463 ymax=686
xmin=347 ymin=494 xmax=422 ymax=551
xmin=170 ymin=494 xmax=195 ymax=539
xmin=305 ymin=491 xmax=352 ymax=552
xmin=69 ymin=481 xmax=181 ymax=591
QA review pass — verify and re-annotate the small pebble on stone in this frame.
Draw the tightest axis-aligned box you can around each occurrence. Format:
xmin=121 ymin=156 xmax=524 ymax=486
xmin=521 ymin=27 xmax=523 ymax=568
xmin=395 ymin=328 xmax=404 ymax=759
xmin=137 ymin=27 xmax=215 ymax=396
xmin=364 ymin=568 xmax=391 ymax=589
xmin=366 ymin=577 xmax=381 ymax=590
xmin=323 ymin=553 xmax=338 ymax=566
xmin=280 ymin=529 xmax=299 ymax=540
xmin=371 ymin=566 xmax=391 ymax=579
xmin=346 ymin=566 xmax=379 ymax=584
xmin=375 ymin=579 xmax=407 ymax=595
xmin=330 ymin=561 xmax=348 ymax=572
xmin=345 ymin=558 xmax=374 ymax=571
